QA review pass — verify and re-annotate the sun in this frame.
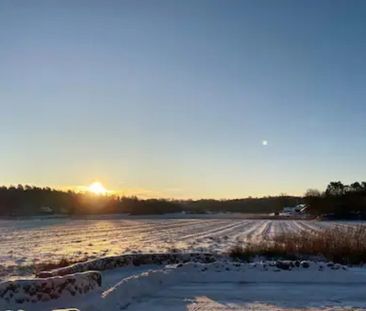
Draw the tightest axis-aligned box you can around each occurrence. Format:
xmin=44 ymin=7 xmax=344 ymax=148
xmin=88 ymin=181 xmax=107 ymax=195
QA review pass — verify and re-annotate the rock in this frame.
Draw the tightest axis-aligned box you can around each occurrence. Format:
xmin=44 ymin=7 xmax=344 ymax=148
xmin=276 ymin=260 xmax=294 ymax=270
xmin=0 ymin=271 xmax=101 ymax=304
xmin=300 ymin=261 xmax=310 ymax=268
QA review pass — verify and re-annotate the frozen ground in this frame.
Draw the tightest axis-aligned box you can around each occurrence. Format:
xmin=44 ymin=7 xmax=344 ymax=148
xmin=2 ymin=261 xmax=366 ymax=311
xmin=1 ymin=217 xmax=366 ymax=310
xmin=0 ymin=216 xmax=365 ymax=280
xmin=129 ymin=282 xmax=366 ymax=311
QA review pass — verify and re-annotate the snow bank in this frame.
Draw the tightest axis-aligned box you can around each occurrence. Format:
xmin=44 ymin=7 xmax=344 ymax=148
xmin=101 ymin=266 xmax=180 ymax=308
xmin=0 ymin=271 xmax=101 ymax=304
xmin=37 ymin=252 xmax=217 ymax=278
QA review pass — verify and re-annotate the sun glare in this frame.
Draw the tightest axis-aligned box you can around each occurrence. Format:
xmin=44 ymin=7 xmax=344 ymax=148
xmin=88 ymin=182 xmax=107 ymax=195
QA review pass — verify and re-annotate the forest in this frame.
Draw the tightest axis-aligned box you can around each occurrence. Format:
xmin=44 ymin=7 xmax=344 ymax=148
xmin=0 ymin=181 xmax=365 ymax=218
xmin=0 ymin=185 xmax=299 ymax=216
xmin=305 ymin=181 xmax=366 ymax=219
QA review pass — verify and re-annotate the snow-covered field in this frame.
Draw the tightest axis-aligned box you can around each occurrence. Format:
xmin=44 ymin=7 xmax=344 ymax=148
xmin=1 ymin=216 xmax=366 ymax=310
xmin=0 ymin=216 xmax=364 ymax=281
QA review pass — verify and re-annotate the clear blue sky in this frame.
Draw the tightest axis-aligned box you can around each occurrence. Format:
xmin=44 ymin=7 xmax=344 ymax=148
xmin=1 ymin=0 xmax=366 ymax=198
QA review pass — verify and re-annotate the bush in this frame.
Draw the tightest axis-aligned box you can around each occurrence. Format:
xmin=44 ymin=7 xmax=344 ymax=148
xmin=229 ymin=225 xmax=366 ymax=265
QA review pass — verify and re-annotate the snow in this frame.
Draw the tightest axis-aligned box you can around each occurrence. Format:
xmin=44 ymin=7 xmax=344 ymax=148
xmin=129 ymin=282 xmax=366 ymax=311
xmin=101 ymin=261 xmax=364 ymax=310
xmin=0 ymin=217 xmax=365 ymax=280
xmin=0 ymin=271 xmax=101 ymax=304
xmin=2 ymin=260 xmax=366 ymax=310
xmin=2 ymin=216 xmax=366 ymax=310
xmin=37 ymin=253 xmax=216 ymax=277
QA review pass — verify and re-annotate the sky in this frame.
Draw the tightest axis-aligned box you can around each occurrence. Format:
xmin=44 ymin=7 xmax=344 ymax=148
xmin=1 ymin=0 xmax=366 ymax=199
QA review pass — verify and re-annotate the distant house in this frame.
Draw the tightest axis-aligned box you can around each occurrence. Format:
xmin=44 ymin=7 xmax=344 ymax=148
xmin=282 ymin=204 xmax=307 ymax=216
xmin=299 ymin=204 xmax=308 ymax=214
xmin=40 ymin=206 xmax=54 ymax=215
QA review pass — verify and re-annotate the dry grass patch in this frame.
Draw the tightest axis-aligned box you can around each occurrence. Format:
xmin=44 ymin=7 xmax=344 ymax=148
xmin=230 ymin=225 xmax=366 ymax=265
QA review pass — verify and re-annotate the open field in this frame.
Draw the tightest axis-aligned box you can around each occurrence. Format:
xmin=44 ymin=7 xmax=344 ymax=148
xmin=1 ymin=216 xmax=365 ymax=281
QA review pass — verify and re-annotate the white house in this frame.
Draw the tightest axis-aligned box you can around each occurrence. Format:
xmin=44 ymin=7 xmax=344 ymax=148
xmin=282 ymin=204 xmax=307 ymax=216
xmin=40 ymin=206 xmax=53 ymax=214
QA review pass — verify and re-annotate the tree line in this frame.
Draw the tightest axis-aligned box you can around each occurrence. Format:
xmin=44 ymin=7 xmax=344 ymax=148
xmin=0 ymin=185 xmax=300 ymax=217
xmin=305 ymin=181 xmax=366 ymax=219
xmin=1 ymin=182 xmax=365 ymax=218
